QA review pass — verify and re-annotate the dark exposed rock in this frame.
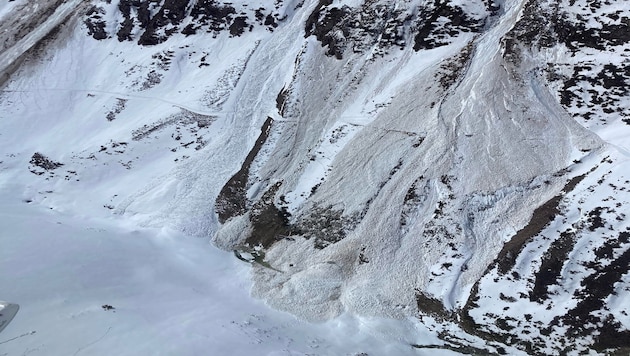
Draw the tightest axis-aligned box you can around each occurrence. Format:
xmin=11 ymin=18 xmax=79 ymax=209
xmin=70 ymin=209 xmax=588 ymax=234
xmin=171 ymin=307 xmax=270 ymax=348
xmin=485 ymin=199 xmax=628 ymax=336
xmin=89 ymin=0 xmax=490 ymax=53
xmin=105 ymin=98 xmax=127 ymax=121
xmin=501 ymin=0 xmax=558 ymax=65
xmin=91 ymin=0 xmax=282 ymax=44
xmin=555 ymin=12 xmax=630 ymax=51
xmin=557 ymin=247 xmax=630 ymax=349
xmin=504 ymin=0 xmax=629 ymax=131
xmin=416 ymin=290 xmax=453 ymax=320
xmin=305 ymin=0 xmax=487 ymax=59
xmin=559 ymin=64 xmax=629 ymax=124
xmin=138 ymin=0 xmax=191 ymax=45
xmin=29 ymin=153 xmax=64 ymax=176
xmin=304 ymin=0 xmax=333 ymax=39
xmin=246 ymin=182 xmax=300 ymax=248
xmin=495 ymin=173 xmax=586 ymax=275
xmin=189 ymin=0 xmax=237 ymax=35
xmin=413 ymin=1 xmax=484 ymax=51
xmin=228 ymin=16 xmax=249 ymax=37
xmin=529 ymin=229 xmax=576 ymax=303
xmin=438 ymin=41 xmax=473 ymax=89
xmin=116 ymin=0 xmax=153 ymax=42
xmin=304 ymin=1 xmax=347 ymax=59
xmin=264 ymin=14 xmax=278 ymax=28
xmin=275 ymin=86 xmax=289 ymax=116
xmin=297 ymin=205 xmax=356 ymax=249
xmin=215 ymin=117 xmax=274 ymax=224
xmin=84 ymin=6 xmax=108 ymax=40
xmin=29 ymin=153 xmax=63 ymax=171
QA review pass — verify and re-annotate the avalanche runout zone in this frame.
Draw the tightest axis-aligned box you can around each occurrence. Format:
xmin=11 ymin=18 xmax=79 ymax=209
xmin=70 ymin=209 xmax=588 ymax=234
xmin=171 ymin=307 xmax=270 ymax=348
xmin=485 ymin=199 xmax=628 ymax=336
xmin=236 ymin=0 xmax=630 ymax=354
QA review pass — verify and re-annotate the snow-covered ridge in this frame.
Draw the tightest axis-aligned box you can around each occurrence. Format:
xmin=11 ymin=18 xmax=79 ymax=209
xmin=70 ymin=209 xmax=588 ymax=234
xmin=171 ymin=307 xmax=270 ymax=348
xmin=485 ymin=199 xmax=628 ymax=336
xmin=1 ymin=0 xmax=629 ymax=354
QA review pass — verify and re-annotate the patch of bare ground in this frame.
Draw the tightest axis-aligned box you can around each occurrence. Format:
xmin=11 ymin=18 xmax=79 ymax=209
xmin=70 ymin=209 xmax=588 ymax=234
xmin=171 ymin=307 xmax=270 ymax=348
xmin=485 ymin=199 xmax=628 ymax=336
xmin=450 ymin=171 xmax=609 ymax=353
xmin=447 ymin=161 xmax=630 ymax=354
xmin=438 ymin=41 xmax=474 ymax=89
xmin=215 ymin=117 xmax=306 ymax=251
xmin=106 ymin=98 xmax=127 ymax=121
xmin=415 ymin=291 xmax=513 ymax=354
xmin=275 ymin=86 xmax=289 ymax=116
xmin=246 ymin=182 xmax=300 ymax=248
xmin=550 ymin=233 xmax=630 ymax=351
xmin=131 ymin=109 xmax=215 ymax=144
xmin=415 ymin=290 xmax=453 ymax=320
xmin=29 ymin=152 xmax=63 ymax=176
xmin=495 ymin=172 xmax=586 ymax=275
xmin=529 ymin=229 xmax=576 ymax=303
xmin=29 ymin=152 xmax=63 ymax=171
xmin=412 ymin=341 xmax=504 ymax=355
xmin=494 ymin=193 xmax=562 ymax=274
xmin=215 ymin=117 xmax=274 ymax=223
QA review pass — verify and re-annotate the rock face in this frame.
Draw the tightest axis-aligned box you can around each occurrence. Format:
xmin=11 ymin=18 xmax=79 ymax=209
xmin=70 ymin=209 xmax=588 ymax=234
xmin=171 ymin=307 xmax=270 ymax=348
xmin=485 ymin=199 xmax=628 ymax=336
xmin=84 ymin=0 xmax=285 ymax=43
xmin=1 ymin=0 xmax=629 ymax=354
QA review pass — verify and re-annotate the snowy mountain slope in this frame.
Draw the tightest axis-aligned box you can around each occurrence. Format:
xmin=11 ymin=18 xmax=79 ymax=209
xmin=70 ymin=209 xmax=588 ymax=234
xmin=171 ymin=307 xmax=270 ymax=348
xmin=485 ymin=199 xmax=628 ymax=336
xmin=1 ymin=186 xmax=452 ymax=355
xmin=1 ymin=0 xmax=629 ymax=354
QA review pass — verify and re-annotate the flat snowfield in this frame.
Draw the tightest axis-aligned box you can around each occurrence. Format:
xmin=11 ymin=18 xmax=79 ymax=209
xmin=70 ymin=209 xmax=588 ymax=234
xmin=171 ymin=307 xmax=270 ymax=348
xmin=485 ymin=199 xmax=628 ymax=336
xmin=0 ymin=186 xmax=452 ymax=355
